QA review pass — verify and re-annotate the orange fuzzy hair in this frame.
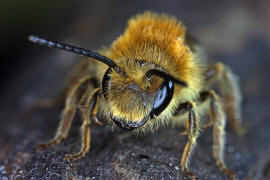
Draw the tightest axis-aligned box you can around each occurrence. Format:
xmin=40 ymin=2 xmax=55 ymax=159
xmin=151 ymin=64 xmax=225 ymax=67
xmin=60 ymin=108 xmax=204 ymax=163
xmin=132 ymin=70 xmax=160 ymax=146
xmin=97 ymin=12 xmax=205 ymax=131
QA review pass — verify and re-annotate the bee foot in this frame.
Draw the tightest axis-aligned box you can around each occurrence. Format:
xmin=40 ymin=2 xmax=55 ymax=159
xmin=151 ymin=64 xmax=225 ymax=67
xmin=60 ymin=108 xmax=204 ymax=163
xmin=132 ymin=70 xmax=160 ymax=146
xmin=178 ymin=130 xmax=188 ymax=136
xmin=36 ymin=138 xmax=61 ymax=149
xmin=221 ymin=167 xmax=237 ymax=179
xmin=183 ymin=169 xmax=198 ymax=179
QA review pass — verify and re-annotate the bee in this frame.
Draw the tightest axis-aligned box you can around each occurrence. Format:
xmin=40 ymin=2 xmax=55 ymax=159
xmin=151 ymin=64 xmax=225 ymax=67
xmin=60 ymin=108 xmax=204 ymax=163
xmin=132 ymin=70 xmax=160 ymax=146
xmin=29 ymin=12 xmax=245 ymax=179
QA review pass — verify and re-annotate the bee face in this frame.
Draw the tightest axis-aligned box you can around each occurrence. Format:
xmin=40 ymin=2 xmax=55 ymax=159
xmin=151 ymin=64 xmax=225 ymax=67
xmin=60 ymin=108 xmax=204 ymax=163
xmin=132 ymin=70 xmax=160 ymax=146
xmin=102 ymin=64 xmax=175 ymax=130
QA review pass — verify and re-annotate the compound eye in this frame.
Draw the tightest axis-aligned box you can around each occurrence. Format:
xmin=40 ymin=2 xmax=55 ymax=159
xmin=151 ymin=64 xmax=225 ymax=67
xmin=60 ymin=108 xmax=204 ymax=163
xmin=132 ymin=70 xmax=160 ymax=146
xmin=102 ymin=68 xmax=112 ymax=100
xmin=150 ymin=80 xmax=174 ymax=118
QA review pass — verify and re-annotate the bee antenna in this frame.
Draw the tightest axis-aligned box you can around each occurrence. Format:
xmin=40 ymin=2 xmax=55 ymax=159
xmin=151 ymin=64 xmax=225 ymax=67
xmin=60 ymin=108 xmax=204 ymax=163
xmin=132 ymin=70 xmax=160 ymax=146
xmin=146 ymin=69 xmax=187 ymax=87
xmin=28 ymin=35 xmax=126 ymax=76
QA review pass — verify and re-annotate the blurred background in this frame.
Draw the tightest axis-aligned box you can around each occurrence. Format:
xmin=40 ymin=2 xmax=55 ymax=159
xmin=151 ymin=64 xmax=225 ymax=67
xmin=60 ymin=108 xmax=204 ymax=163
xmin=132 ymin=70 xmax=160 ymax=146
xmin=1 ymin=0 xmax=270 ymax=179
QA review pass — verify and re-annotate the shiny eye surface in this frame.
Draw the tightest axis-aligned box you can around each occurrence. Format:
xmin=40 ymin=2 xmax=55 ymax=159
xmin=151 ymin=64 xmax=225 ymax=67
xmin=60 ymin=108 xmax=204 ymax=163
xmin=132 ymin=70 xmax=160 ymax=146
xmin=102 ymin=68 xmax=112 ymax=100
xmin=150 ymin=80 xmax=174 ymax=118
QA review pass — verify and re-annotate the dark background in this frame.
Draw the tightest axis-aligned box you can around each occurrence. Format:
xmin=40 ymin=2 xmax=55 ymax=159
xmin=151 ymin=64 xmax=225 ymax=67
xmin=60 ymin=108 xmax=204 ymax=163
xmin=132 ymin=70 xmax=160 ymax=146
xmin=1 ymin=0 xmax=270 ymax=179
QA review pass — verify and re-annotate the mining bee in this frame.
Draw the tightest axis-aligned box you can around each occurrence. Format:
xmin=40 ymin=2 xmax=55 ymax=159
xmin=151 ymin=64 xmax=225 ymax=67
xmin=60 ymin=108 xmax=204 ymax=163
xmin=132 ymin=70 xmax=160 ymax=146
xmin=29 ymin=12 xmax=245 ymax=179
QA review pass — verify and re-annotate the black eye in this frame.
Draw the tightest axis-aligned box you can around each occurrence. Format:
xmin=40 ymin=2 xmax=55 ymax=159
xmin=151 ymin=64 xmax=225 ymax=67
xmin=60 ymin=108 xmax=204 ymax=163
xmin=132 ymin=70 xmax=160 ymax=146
xmin=102 ymin=68 xmax=112 ymax=100
xmin=150 ymin=80 xmax=174 ymax=118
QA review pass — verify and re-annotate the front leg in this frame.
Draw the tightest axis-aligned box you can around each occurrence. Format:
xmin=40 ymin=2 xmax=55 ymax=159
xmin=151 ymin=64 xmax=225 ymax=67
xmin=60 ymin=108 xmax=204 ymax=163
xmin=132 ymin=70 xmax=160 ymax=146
xmin=175 ymin=102 xmax=200 ymax=178
xmin=65 ymin=88 xmax=101 ymax=160
xmin=37 ymin=76 xmax=97 ymax=148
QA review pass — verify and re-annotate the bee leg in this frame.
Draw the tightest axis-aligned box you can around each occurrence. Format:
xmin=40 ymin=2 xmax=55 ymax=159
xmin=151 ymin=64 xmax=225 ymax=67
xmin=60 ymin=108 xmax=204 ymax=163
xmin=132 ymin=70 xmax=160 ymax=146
xmin=204 ymin=90 xmax=236 ymax=179
xmin=37 ymin=76 xmax=96 ymax=149
xmin=205 ymin=62 xmax=246 ymax=135
xmin=65 ymin=88 xmax=100 ymax=160
xmin=178 ymin=102 xmax=200 ymax=179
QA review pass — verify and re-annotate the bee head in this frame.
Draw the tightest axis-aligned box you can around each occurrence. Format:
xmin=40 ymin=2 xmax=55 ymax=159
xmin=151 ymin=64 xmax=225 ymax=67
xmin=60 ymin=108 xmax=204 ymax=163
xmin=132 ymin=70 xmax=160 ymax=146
xmin=27 ymin=36 xmax=187 ymax=130
xmin=102 ymin=62 xmax=187 ymax=130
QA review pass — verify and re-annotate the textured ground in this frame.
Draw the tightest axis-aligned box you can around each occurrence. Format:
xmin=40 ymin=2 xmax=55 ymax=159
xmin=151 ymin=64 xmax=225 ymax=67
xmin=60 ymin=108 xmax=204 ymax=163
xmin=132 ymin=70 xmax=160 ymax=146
xmin=1 ymin=0 xmax=270 ymax=179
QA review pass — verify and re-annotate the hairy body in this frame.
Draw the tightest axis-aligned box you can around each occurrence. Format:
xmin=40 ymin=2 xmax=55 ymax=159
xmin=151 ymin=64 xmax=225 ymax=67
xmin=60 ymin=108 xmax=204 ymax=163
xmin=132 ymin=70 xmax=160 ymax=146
xmin=30 ymin=12 xmax=244 ymax=179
